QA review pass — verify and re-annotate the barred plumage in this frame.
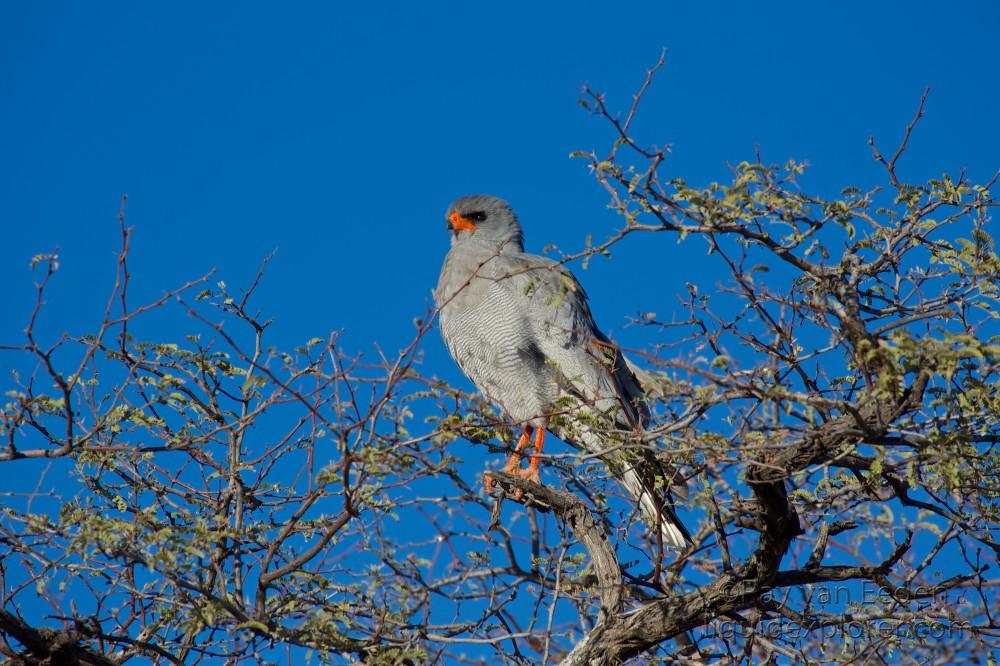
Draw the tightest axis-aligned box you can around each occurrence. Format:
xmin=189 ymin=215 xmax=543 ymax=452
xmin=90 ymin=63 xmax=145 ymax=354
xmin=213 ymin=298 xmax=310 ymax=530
xmin=435 ymin=194 xmax=690 ymax=550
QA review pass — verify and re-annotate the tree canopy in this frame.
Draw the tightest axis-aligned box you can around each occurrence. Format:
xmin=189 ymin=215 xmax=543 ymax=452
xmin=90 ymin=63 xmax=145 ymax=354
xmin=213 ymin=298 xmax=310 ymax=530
xmin=2 ymin=60 xmax=998 ymax=664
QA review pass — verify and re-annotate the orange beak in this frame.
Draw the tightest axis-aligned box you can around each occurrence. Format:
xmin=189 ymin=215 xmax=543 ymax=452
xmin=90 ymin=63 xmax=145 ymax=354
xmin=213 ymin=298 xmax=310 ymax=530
xmin=448 ymin=210 xmax=478 ymax=232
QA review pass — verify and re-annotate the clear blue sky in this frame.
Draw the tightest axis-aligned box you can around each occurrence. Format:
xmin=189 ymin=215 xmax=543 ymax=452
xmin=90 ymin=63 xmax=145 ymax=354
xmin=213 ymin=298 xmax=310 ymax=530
xmin=2 ymin=2 xmax=997 ymax=365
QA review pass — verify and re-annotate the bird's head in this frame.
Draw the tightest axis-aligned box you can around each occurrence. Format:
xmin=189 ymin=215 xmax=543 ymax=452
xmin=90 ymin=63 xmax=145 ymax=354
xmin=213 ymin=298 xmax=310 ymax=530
xmin=445 ymin=194 xmax=524 ymax=251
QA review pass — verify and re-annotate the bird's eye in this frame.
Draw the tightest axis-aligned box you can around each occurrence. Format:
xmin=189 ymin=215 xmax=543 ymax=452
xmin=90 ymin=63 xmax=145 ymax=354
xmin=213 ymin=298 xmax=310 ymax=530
xmin=466 ymin=211 xmax=487 ymax=222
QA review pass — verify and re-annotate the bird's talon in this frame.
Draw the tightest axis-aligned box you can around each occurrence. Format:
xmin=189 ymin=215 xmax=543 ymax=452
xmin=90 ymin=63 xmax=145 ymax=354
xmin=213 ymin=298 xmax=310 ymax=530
xmin=506 ymin=465 xmax=541 ymax=487
xmin=522 ymin=469 xmax=541 ymax=486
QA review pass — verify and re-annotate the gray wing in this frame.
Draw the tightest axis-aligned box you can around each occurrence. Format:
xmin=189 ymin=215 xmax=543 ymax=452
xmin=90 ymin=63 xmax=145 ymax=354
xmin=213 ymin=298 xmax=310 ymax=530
xmin=495 ymin=252 xmax=691 ymax=548
xmin=492 ymin=252 xmax=648 ymax=429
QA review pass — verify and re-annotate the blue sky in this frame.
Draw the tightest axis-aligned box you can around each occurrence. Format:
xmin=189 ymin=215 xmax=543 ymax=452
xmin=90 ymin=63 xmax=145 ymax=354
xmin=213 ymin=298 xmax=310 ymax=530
xmin=2 ymin=2 xmax=998 ymax=365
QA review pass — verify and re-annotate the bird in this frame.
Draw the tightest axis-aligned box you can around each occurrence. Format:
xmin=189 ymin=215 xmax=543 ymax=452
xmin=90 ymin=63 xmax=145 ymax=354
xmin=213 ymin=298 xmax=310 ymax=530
xmin=434 ymin=194 xmax=691 ymax=550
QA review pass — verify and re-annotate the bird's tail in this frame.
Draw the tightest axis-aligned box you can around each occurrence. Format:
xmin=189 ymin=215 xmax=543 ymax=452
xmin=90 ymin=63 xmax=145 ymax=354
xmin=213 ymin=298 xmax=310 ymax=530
xmin=619 ymin=465 xmax=691 ymax=551
xmin=553 ymin=423 xmax=691 ymax=551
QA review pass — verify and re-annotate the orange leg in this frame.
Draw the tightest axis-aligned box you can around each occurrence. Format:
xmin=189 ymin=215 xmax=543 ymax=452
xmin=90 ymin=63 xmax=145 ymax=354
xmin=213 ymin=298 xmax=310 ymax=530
xmin=485 ymin=426 xmax=533 ymax=492
xmin=518 ymin=427 xmax=545 ymax=485
xmin=501 ymin=428 xmax=532 ymax=473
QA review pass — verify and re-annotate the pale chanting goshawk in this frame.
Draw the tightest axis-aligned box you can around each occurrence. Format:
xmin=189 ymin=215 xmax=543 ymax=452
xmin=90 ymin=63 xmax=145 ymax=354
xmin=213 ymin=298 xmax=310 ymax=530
xmin=434 ymin=194 xmax=690 ymax=550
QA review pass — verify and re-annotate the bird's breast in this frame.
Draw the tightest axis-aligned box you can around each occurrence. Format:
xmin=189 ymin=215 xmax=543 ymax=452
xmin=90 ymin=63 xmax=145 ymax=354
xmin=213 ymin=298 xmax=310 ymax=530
xmin=437 ymin=268 xmax=556 ymax=424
